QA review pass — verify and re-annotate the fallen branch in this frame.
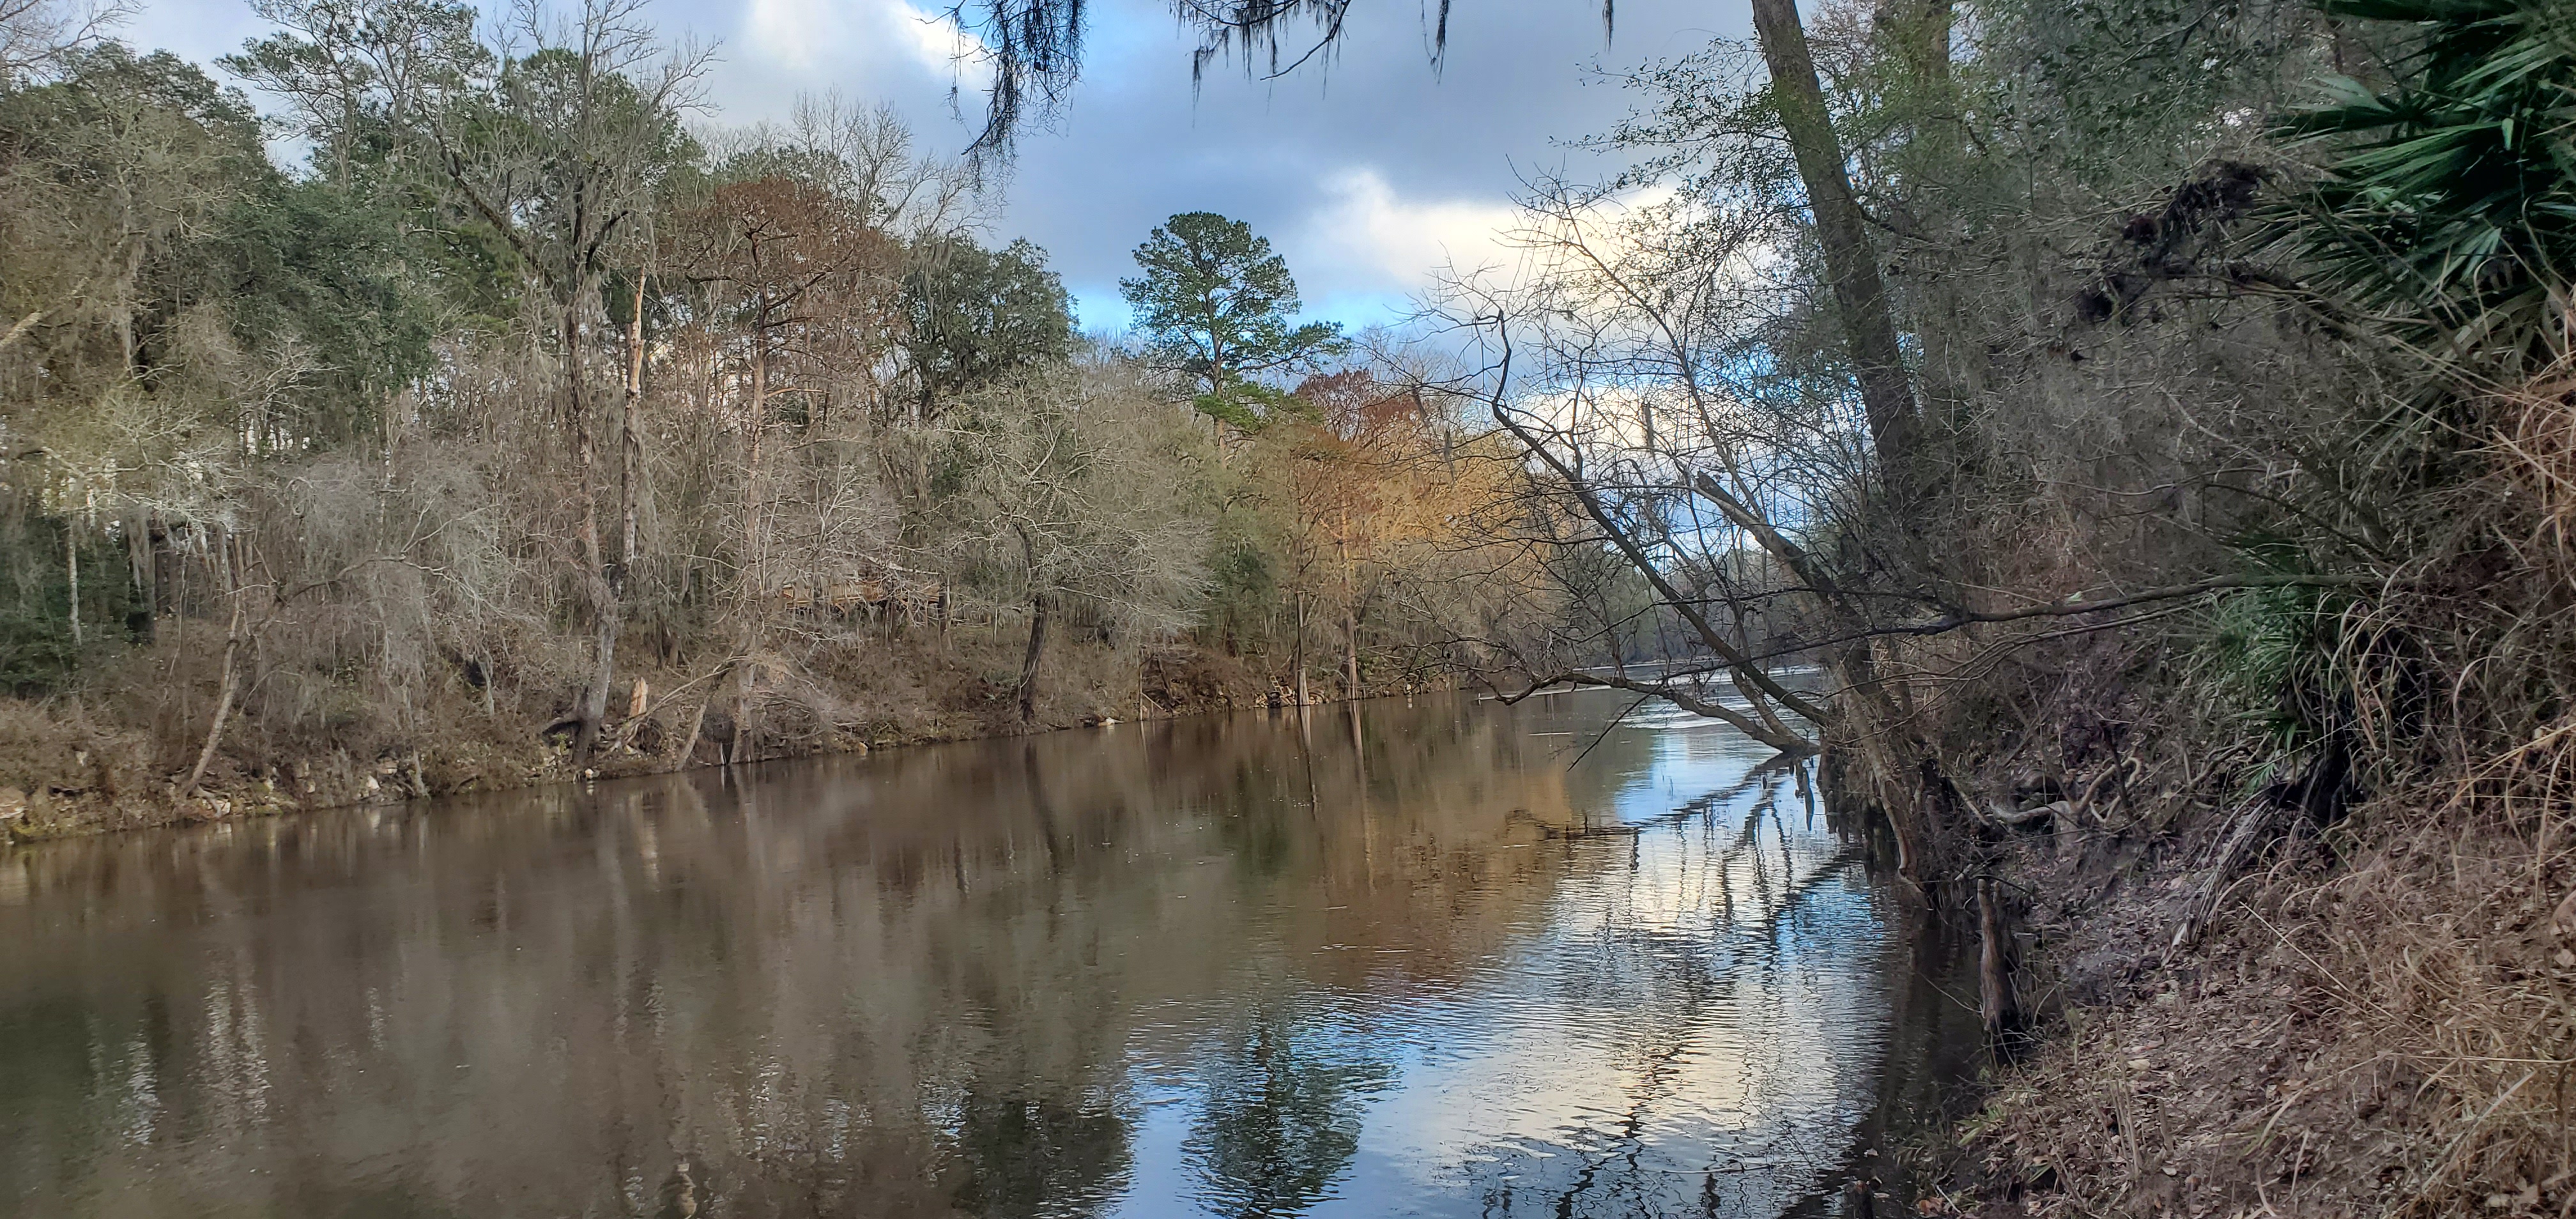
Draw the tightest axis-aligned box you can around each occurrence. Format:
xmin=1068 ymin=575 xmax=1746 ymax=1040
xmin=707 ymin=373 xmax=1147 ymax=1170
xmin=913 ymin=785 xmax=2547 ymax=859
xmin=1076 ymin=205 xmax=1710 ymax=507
xmin=0 ymin=310 xmax=42 ymax=354
xmin=1754 ymin=572 xmax=2380 ymax=662
xmin=1522 ymin=669 xmax=1818 ymax=754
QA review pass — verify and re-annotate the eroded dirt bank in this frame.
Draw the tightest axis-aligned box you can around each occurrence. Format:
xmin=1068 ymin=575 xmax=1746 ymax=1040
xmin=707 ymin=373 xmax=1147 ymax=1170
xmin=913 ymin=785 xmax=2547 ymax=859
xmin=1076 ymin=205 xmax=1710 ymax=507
xmin=1850 ymin=747 xmax=2573 ymax=1218
xmin=3 ymin=632 xmax=1450 ymax=841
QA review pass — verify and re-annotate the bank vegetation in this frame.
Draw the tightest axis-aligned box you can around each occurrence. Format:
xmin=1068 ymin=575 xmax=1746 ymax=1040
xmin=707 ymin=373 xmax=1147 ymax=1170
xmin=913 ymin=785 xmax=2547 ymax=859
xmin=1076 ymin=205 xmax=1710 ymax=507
xmin=8 ymin=0 xmax=2576 ymax=1208
xmin=0 ymin=0 xmax=1547 ymax=834
xmin=1411 ymin=0 xmax=2576 ymax=1210
xmin=946 ymin=0 xmax=2576 ymax=1208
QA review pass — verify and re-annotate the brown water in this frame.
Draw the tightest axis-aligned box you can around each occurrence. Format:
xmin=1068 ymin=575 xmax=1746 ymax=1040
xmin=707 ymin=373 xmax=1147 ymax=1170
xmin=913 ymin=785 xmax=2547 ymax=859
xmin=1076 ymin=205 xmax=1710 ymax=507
xmin=0 ymin=689 xmax=1972 ymax=1218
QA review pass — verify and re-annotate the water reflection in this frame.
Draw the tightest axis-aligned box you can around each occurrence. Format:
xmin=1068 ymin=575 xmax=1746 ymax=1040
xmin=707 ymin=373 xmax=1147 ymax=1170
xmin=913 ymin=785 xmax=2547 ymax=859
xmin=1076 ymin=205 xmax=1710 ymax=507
xmin=0 ymin=692 xmax=1968 ymax=1218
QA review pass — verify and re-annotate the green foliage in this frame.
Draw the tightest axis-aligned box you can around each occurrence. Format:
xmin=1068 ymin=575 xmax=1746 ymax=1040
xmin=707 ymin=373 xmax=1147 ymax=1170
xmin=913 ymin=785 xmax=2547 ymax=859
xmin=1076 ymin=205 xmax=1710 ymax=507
xmin=2196 ymin=580 xmax=2347 ymax=753
xmin=209 ymin=177 xmax=441 ymax=442
xmin=0 ymin=513 xmax=146 ymax=694
xmin=1199 ymin=509 xmax=1278 ymax=649
xmin=0 ymin=44 xmax=276 ymax=355
xmin=220 ymin=0 xmax=490 ymax=171
xmin=0 ymin=43 xmax=379 ymax=520
xmin=1191 ymin=378 xmax=1307 ymax=433
xmin=1980 ymin=0 xmax=2317 ymax=187
xmin=4 ymin=42 xmax=266 ymax=152
xmin=0 ymin=40 xmax=447 ymax=463
xmin=1119 ymin=211 xmax=1345 ymax=424
xmin=468 ymin=47 xmax=701 ymax=292
xmin=0 ymin=602 xmax=80 ymax=694
xmin=2288 ymin=0 xmax=2576 ymax=367
xmin=901 ymin=236 xmax=1075 ymax=413
xmin=233 ymin=1 xmax=703 ymax=310
xmin=225 ymin=1 xmax=535 ymax=325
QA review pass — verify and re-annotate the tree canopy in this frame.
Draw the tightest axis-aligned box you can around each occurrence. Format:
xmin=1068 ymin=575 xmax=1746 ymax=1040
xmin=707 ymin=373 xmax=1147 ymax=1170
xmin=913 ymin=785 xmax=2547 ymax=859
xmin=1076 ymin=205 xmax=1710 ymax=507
xmin=1119 ymin=211 xmax=1343 ymax=429
xmin=902 ymin=235 xmax=1075 ymax=418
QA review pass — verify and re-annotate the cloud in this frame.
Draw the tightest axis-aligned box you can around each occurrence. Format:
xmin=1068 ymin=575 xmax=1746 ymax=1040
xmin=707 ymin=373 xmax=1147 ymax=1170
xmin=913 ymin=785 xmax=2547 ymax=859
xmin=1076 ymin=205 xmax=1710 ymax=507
xmin=984 ymin=0 xmax=1752 ymax=332
xmin=125 ymin=0 xmax=1754 ymax=338
xmin=1063 ymin=171 xmax=1521 ymax=333
xmin=890 ymin=0 xmax=993 ymax=84
xmin=730 ymin=0 xmax=984 ymax=105
xmin=740 ymin=0 xmax=836 ymax=72
xmin=1293 ymin=168 xmax=1523 ymax=305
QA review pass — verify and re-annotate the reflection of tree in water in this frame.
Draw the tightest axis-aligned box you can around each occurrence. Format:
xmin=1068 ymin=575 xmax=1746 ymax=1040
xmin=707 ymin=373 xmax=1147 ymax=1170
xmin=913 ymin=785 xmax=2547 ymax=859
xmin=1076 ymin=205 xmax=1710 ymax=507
xmin=1452 ymin=763 xmax=1899 ymax=1218
xmin=0 ymin=691 xmax=1816 ymax=1218
xmin=951 ymin=1083 xmax=1133 ymax=1218
xmin=1185 ymin=1018 xmax=1392 ymax=1217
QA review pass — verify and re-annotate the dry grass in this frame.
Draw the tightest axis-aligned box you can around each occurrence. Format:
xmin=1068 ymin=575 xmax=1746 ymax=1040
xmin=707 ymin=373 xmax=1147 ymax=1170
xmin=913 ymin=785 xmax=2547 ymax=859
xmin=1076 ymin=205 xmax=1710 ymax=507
xmin=1933 ymin=370 xmax=2576 ymax=1217
xmin=1949 ymin=773 xmax=2572 ymax=1217
xmin=0 ymin=608 xmax=1338 ymax=842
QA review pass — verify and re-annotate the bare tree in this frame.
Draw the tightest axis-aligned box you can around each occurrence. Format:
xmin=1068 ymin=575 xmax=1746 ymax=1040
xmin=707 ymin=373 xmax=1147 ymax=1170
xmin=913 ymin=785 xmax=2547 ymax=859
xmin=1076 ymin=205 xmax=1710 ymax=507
xmin=939 ymin=366 xmax=1214 ymax=724
xmin=1423 ymin=181 xmax=1850 ymax=753
xmin=233 ymin=0 xmax=710 ymax=761
xmin=0 ymin=0 xmax=126 ymax=83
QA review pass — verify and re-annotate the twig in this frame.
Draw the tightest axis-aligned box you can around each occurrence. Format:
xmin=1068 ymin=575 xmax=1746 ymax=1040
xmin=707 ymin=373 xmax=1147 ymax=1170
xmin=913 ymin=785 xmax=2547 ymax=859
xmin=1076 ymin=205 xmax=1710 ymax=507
xmin=1565 ymin=694 xmax=1651 ymax=771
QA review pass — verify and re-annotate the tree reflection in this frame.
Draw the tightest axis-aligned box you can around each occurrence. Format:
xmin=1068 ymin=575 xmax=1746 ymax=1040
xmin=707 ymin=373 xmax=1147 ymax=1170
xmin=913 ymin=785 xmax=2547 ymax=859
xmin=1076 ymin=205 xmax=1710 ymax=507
xmin=952 ymin=1083 xmax=1132 ymax=1218
xmin=6 ymin=689 xmax=1905 ymax=1219
xmin=1184 ymin=1017 xmax=1390 ymax=1217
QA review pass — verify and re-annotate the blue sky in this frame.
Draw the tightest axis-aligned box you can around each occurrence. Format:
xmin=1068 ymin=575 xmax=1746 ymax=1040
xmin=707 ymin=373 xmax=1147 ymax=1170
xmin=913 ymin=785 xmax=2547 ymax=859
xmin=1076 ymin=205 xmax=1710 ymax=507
xmin=130 ymin=0 xmax=1752 ymax=334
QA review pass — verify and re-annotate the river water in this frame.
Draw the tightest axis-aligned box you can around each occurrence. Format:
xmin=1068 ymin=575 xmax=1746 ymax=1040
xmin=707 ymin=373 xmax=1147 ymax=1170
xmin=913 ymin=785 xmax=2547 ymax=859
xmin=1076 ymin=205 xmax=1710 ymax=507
xmin=0 ymin=689 xmax=1972 ymax=1218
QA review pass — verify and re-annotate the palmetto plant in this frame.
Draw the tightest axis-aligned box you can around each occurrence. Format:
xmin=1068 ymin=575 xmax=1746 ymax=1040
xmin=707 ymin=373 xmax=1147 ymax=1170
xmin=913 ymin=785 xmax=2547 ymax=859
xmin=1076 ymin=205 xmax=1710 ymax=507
xmin=2288 ymin=0 xmax=2576 ymax=370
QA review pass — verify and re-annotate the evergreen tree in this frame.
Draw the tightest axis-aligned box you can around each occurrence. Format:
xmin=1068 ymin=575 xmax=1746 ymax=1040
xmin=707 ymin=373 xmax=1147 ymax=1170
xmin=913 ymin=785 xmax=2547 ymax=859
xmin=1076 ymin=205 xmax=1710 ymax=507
xmin=1119 ymin=211 xmax=1342 ymax=429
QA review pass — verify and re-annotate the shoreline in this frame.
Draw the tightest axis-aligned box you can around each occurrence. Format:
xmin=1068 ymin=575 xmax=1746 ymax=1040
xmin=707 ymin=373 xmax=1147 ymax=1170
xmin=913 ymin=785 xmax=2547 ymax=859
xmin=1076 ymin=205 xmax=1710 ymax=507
xmin=10 ymin=671 xmax=2494 ymax=1216
xmin=1 ymin=666 xmax=1458 ymax=845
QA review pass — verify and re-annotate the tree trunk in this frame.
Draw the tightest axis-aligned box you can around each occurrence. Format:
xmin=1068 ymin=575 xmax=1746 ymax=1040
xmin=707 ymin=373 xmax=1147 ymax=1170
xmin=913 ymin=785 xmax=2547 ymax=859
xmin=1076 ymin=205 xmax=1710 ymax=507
xmin=677 ymin=696 xmax=709 ymax=769
xmin=1900 ymin=0 xmax=1955 ymax=139
xmin=1892 ymin=0 xmax=1973 ymax=457
xmin=1293 ymin=595 xmax=1310 ymax=707
xmin=63 ymin=521 xmax=80 ymax=647
xmin=1337 ymin=521 xmax=1359 ymax=697
xmin=731 ymin=303 xmax=772 ymax=762
xmin=1977 ymin=876 xmax=2022 ymax=1053
xmin=125 ymin=511 xmax=154 ymax=640
xmin=1017 ymin=592 xmax=1050 ymax=724
xmin=579 ymin=606 xmax=615 ymax=765
xmin=730 ymin=662 xmax=754 ymax=765
xmin=620 ymin=272 xmax=647 ymax=581
xmin=182 ymin=535 xmax=245 ymax=798
xmin=567 ymin=297 xmax=618 ymax=765
xmin=1342 ymin=610 xmax=1359 ymax=698
xmin=1735 ymin=2 xmax=1950 ymax=883
xmin=1747 ymin=0 xmax=1918 ymax=490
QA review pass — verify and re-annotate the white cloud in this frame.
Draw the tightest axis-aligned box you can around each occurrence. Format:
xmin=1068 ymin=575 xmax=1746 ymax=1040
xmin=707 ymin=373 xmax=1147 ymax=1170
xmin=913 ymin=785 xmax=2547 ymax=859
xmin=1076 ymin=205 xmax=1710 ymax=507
xmin=891 ymin=0 xmax=990 ymax=79
xmin=740 ymin=0 xmax=840 ymax=72
xmin=1293 ymin=167 xmax=1524 ymax=302
xmin=732 ymin=0 xmax=986 ymax=111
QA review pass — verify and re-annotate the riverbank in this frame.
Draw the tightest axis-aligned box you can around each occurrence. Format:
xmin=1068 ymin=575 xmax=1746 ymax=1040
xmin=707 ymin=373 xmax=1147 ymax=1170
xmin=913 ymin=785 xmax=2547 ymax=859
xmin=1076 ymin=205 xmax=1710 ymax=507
xmin=0 ymin=625 xmax=1452 ymax=841
xmin=19 ymin=622 xmax=2561 ymax=1215
xmin=1863 ymin=732 xmax=2574 ymax=1217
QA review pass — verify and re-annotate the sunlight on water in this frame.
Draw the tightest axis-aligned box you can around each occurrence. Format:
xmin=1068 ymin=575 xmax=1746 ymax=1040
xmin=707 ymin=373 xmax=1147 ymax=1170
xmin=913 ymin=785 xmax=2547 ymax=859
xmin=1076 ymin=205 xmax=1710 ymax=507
xmin=0 ymin=689 xmax=1967 ymax=1218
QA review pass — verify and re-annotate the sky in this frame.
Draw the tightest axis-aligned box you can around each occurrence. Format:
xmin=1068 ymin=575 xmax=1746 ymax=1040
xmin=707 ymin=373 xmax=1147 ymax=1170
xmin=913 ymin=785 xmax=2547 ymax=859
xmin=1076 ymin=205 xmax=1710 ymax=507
xmin=128 ymin=0 xmax=1753 ymax=332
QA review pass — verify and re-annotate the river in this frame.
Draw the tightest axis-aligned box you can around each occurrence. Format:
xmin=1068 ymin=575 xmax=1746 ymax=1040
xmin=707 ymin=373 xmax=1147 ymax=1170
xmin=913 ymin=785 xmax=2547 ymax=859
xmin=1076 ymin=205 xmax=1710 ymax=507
xmin=0 ymin=689 xmax=1974 ymax=1218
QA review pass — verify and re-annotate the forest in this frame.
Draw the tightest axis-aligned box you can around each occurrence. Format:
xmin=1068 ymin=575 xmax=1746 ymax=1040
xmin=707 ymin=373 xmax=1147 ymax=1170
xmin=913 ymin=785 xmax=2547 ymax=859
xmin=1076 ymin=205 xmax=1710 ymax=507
xmin=4 ymin=0 xmax=2575 ymax=1211
xmin=0 ymin=0 xmax=1561 ymax=829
